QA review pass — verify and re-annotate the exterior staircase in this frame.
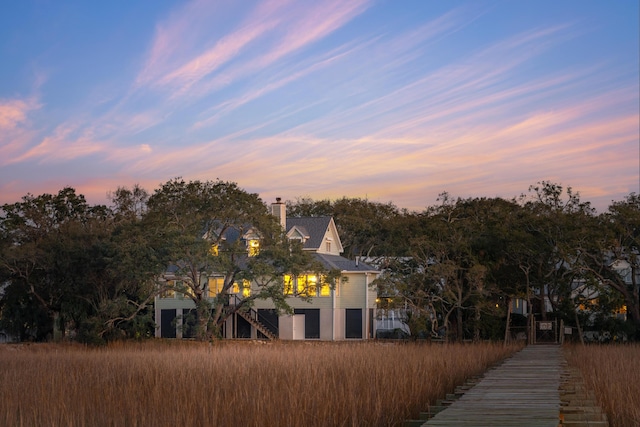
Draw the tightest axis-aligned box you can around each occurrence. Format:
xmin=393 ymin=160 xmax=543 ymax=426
xmin=228 ymin=295 xmax=278 ymax=340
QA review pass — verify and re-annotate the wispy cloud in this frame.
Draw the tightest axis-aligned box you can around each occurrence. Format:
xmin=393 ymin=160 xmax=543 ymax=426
xmin=0 ymin=97 xmax=39 ymax=130
xmin=0 ymin=1 xmax=637 ymax=212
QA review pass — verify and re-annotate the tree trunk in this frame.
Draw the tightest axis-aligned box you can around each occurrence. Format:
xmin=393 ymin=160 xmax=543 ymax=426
xmin=474 ymin=306 xmax=481 ymax=342
xmin=194 ymin=298 xmax=212 ymax=341
xmin=503 ymin=298 xmax=511 ymax=345
xmin=456 ymin=307 xmax=463 ymax=342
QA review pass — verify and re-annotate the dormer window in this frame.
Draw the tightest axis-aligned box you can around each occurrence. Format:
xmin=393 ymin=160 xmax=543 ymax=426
xmin=326 ymin=241 xmax=331 ymax=252
xmin=248 ymin=239 xmax=260 ymax=256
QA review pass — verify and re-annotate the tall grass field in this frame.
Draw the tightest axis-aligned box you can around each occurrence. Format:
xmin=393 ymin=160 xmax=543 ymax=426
xmin=1 ymin=341 xmax=517 ymax=427
xmin=564 ymin=344 xmax=640 ymax=427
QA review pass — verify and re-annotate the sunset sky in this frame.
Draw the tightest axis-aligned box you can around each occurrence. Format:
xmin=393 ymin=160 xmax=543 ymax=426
xmin=1 ymin=0 xmax=638 ymax=212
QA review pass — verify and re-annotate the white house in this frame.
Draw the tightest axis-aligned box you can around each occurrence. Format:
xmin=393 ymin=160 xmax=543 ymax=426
xmin=154 ymin=199 xmax=380 ymax=340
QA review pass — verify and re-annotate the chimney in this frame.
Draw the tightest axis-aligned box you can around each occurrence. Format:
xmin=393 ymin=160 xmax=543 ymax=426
xmin=271 ymin=197 xmax=286 ymax=229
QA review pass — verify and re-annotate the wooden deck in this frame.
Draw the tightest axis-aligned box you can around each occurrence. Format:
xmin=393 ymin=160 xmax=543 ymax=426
xmin=422 ymin=345 xmax=564 ymax=427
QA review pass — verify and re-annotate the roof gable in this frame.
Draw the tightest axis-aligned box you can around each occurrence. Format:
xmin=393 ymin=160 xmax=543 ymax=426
xmin=286 ymin=217 xmax=343 ymax=254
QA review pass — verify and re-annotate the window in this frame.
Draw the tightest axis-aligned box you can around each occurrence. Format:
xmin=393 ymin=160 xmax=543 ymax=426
xmin=208 ymin=277 xmax=224 ymax=297
xmin=320 ymin=280 xmax=331 ymax=297
xmin=326 ymin=241 xmax=331 ymax=252
xmin=241 ymin=280 xmax=251 ymax=297
xmin=233 ymin=279 xmax=251 ymax=297
xmin=284 ymin=275 xmax=294 ymax=295
xmin=209 ymin=244 xmax=219 ymax=256
xmin=160 ymin=280 xmax=176 ymax=298
xmin=296 ymin=275 xmax=317 ymax=297
xmin=282 ymin=275 xmax=321 ymax=297
xmin=248 ymin=239 xmax=260 ymax=256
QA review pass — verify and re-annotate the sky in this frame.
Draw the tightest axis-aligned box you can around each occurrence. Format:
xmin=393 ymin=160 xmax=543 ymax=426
xmin=1 ymin=0 xmax=638 ymax=212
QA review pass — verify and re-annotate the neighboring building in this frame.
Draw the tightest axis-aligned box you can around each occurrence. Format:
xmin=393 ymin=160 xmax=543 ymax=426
xmin=154 ymin=199 xmax=379 ymax=340
xmin=0 ymin=281 xmax=16 ymax=343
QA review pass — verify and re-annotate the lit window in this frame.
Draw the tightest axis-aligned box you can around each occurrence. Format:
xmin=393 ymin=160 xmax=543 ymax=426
xmin=248 ymin=239 xmax=260 ymax=256
xmin=208 ymin=277 xmax=225 ymax=297
xmin=160 ymin=280 xmax=176 ymax=298
xmin=297 ymin=275 xmax=317 ymax=297
xmin=241 ymin=280 xmax=251 ymax=297
xmin=284 ymin=275 xmax=294 ymax=295
xmin=209 ymin=244 xmax=219 ymax=256
xmin=320 ymin=280 xmax=331 ymax=297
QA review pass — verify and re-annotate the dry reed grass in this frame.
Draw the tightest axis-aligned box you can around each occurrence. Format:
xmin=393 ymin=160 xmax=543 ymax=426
xmin=0 ymin=340 xmax=519 ymax=427
xmin=564 ymin=344 xmax=640 ymax=427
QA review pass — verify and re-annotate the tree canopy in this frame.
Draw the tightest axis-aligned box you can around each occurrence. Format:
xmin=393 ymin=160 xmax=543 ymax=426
xmin=1 ymin=180 xmax=638 ymax=343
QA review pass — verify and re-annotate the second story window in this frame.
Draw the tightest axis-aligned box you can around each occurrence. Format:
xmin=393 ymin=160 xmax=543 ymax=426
xmin=232 ymin=280 xmax=252 ymax=297
xmin=283 ymin=275 xmax=294 ymax=295
xmin=283 ymin=275 xmax=325 ymax=297
xmin=160 ymin=280 xmax=176 ymax=298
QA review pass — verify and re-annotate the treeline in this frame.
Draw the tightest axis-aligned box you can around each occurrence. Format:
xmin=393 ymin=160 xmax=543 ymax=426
xmin=0 ymin=178 xmax=330 ymax=343
xmin=0 ymin=179 xmax=638 ymax=342
xmin=288 ymin=183 xmax=640 ymax=341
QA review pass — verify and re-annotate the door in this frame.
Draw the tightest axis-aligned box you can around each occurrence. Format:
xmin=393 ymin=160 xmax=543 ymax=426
xmin=345 ymin=309 xmax=362 ymax=339
xmin=160 ymin=309 xmax=176 ymax=338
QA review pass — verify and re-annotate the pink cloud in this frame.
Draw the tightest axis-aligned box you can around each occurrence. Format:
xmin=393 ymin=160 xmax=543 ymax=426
xmin=0 ymin=97 xmax=39 ymax=129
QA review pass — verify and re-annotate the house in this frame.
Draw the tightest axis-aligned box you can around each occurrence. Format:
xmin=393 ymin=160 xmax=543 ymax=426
xmin=154 ymin=199 xmax=380 ymax=340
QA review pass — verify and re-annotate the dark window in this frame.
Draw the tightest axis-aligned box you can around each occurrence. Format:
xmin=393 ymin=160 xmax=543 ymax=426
xmin=294 ymin=309 xmax=320 ymax=339
xmin=160 ymin=309 xmax=177 ymax=338
xmin=345 ymin=309 xmax=362 ymax=339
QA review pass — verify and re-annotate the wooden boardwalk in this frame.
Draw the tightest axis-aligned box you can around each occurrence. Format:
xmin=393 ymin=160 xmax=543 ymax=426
xmin=422 ymin=345 xmax=564 ymax=427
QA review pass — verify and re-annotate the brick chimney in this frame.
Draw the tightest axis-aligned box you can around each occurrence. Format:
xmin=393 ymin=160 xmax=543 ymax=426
xmin=271 ymin=197 xmax=286 ymax=229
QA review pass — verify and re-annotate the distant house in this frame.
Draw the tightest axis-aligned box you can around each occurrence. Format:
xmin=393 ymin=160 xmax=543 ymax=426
xmin=154 ymin=200 xmax=380 ymax=340
xmin=0 ymin=282 xmax=16 ymax=343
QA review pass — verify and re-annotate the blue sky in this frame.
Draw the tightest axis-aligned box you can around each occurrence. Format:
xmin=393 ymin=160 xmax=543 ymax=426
xmin=1 ymin=0 xmax=638 ymax=211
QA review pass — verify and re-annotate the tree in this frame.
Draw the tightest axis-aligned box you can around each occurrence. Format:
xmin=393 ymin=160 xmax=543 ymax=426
xmin=146 ymin=178 xmax=333 ymax=340
xmin=0 ymin=188 xmax=111 ymax=340
xmin=575 ymin=193 xmax=640 ymax=338
xmin=287 ymin=197 xmax=405 ymax=258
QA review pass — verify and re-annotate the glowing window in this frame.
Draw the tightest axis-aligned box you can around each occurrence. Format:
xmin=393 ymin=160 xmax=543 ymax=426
xmin=283 ymin=275 xmax=294 ymax=295
xmin=320 ymin=280 xmax=331 ymax=297
xmin=209 ymin=244 xmax=219 ymax=256
xmin=208 ymin=277 xmax=225 ymax=297
xmin=241 ymin=280 xmax=251 ymax=297
xmin=297 ymin=275 xmax=317 ymax=297
xmin=248 ymin=239 xmax=260 ymax=256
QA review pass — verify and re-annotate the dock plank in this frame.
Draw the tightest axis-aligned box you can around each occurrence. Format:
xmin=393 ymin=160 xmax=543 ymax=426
xmin=422 ymin=345 xmax=563 ymax=427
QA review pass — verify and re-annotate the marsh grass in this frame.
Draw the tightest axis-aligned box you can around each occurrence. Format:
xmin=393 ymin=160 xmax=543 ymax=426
xmin=564 ymin=344 xmax=640 ymax=427
xmin=0 ymin=341 xmax=518 ymax=427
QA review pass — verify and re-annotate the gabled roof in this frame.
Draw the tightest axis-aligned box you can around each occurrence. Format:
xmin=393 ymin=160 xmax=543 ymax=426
xmin=313 ymin=253 xmax=378 ymax=273
xmin=286 ymin=217 xmax=333 ymax=251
